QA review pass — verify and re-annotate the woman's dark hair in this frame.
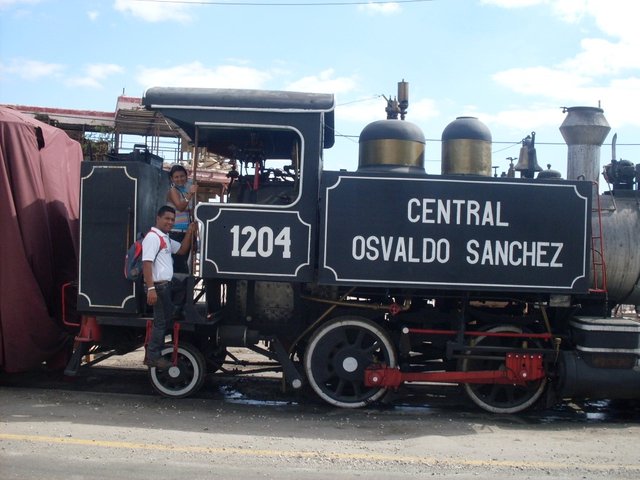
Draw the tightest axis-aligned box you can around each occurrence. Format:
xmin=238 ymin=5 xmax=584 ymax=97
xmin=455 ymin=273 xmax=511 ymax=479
xmin=169 ymin=164 xmax=188 ymax=178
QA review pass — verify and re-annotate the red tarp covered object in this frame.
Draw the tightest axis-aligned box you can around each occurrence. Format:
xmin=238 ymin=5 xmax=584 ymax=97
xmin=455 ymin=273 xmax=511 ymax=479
xmin=0 ymin=106 xmax=82 ymax=372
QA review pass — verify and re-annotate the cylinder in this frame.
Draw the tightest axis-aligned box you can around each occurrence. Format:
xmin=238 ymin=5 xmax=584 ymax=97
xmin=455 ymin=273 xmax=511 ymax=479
xmin=558 ymin=351 xmax=640 ymax=399
xmin=358 ymin=120 xmax=425 ymax=173
xmin=441 ymin=116 xmax=492 ymax=176
xmin=216 ymin=325 xmax=260 ymax=347
xmin=559 ymin=106 xmax=610 ymax=183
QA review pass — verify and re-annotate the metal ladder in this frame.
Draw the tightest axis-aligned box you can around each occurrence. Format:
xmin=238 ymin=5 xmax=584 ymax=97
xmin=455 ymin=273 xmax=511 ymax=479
xmin=589 ymin=182 xmax=607 ymax=293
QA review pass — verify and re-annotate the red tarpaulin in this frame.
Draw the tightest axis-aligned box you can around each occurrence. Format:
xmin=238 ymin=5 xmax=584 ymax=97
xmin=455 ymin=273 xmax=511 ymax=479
xmin=0 ymin=106 xmax=82 ymax=372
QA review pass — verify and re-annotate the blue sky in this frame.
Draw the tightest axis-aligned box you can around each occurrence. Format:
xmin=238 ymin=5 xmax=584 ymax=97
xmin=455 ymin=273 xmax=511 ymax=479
xmin=1 ymin=0 xmax=639 ymax=176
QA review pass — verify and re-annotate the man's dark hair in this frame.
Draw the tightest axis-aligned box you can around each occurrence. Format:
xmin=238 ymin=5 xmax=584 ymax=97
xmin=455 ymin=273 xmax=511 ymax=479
xmin=157 ymin=205 xmax=176 ymax=217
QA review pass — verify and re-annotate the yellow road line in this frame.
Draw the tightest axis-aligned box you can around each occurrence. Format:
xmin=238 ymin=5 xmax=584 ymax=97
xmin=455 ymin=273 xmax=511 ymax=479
xmin=1 ymin=433 xmax=638 ymax=471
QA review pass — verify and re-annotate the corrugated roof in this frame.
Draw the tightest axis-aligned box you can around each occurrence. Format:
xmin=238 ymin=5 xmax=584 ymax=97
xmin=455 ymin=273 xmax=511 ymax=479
xmin=1 ymin=96 xmax=186 ymax=140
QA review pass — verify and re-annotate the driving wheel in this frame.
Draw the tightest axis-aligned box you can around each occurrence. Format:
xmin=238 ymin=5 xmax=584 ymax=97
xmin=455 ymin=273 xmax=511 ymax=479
xmin=460 ymin=325 xmax=547 ymax=414
xmin=304 ymin=317 xmax=396 ymax=408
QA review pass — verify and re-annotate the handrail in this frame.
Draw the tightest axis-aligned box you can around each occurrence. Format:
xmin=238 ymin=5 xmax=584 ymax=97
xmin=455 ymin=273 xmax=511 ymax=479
xmin=61 ymin=282 xmax=80 ymax=328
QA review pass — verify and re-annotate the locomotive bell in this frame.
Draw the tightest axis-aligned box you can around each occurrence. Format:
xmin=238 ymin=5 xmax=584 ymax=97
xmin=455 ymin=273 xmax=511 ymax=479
xmin=514 ymin=132 xmax=542 ymax=178
xmin=358 ymin=119 xmax=425 ymax=172
xmin=441 ymin=116 xmax=492 ymax=176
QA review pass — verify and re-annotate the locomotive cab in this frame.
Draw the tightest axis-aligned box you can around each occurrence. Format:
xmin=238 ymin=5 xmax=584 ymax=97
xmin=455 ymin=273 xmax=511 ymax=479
xmin=143 ymin=87 xmax=335 ymax=284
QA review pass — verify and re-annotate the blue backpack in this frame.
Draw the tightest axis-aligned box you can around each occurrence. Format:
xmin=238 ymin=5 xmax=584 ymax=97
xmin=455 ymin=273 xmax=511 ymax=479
xmin=124 ymin=231 xmax=167 ymax=281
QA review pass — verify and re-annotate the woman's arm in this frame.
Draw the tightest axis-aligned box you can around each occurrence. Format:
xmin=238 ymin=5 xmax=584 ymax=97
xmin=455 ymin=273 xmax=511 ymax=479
xmin=167 ymin=185 xmax=197 ymax=212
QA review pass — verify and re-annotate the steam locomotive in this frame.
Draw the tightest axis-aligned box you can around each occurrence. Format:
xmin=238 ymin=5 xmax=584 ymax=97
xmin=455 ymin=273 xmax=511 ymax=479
xmin=67 ymin=84 xmax=640 ymax=414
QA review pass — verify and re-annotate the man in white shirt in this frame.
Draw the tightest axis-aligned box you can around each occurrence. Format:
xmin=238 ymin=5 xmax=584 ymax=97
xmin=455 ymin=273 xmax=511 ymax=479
xmin=142 ymin=205 xmax=196 ymax=369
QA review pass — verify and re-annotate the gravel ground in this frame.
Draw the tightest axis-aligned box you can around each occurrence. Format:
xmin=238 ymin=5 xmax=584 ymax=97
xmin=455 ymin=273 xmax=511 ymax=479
xmin=1 ymin=347 xmax=640 ymax=479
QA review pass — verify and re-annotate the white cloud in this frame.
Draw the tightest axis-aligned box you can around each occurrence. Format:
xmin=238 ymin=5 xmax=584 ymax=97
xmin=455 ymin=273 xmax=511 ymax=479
xmin=583 ymin=1 xmax=640 ymax=43
xmin=488 ymin=0 xmax=640 ymax=129
xmin=357 ymin=2 xmax=401 ymax=14
xmin=66 ymin=63 xmax=124 ymax=89
xmin=482 ymin=0 xmax=590 ymax=23
xmin=285 ymin=69 xmax=358 ymax=94
xmin=0 ymin=59 xmax=65 ymax=80
xmin=114 ymin=0 xmax=198 ymax=23
xmin=493 ymin=67 xmax=591 ymax=99
xmin=409 ymin=98 xmax=440 ymax=122
xmin=87 ymin=10 xmax=99 ymax=21
xmin=337 ymin=96 xmax=388 ymax=123
xmin=136 ymin=62 xmax=272 ymax=89
xmin=589 ymin=77 xmax=640 ymax=128
xmin=0 ymin=58 xmax=124 ymax=89
xmin=549 ymin=0 xmax=589 ymax=23
xmin=87 ymin=64 xmax=124 ymax=77
xmin=560 ymin=38 xmax=640 ymax=76
xmin=480 ymin=106 xmax=565 ymax=133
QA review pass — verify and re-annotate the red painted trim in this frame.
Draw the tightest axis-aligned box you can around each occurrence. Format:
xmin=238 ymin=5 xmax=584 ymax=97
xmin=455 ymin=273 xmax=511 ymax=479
xmin=172 ymin=322 xmax=181 ymax=365
xmin=74 ymin=316 xmax=101 ymax=342
xmin=407 ymin=328 xmax=553 ymax=340
xmin=364 ymin=354 xmax=545 ymax=388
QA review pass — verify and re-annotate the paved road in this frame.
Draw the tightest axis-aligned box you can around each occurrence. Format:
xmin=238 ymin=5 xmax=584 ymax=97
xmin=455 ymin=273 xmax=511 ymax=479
xmin=1 ymin=364 xmax=640 ymax=479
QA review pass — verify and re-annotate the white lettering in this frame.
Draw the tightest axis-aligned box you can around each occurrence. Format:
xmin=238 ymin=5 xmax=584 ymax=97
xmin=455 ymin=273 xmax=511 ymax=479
xmin=467 ymin=200 xmax=480 ymax=225
xmin=536 ymin=241 xmax=549 ymax=267
xmin=422 ymin=199 xmax=436 ymax=223
xmin=481 ymin=201 xmax=494 ymax=226
xmin=230 ymin=225 xmax=291 ymax=259
xmin=465 ymin=240 xmax=565 ymax=267
xmin=550 ymin=243 xmax=564 ymax=267
xmin=352 ymin=236 xmax=365 ymax=260
xmin=407 ymin=237 xmax=420 ymax=263
xmin=381 ymin=237 xmax=393 ymax=261
xmin=407 ymin=198 xmax=420 ymax=223
xmin=509 ymin=241 xmax=522 ymax=266
xmin=405 ymin=198 xmax=510 ymax=227
xmin=438 ymin=199 xmax=451 ymax=225
xmin=366 ymin=236 xmax=379 ymax=261
xmin=496 ymin=202 xmax=509 ymax=227
xmin=466 ymin=239 xmax=479 ymax=264
xmin=394 ymin=237 xmax=407 ymax=262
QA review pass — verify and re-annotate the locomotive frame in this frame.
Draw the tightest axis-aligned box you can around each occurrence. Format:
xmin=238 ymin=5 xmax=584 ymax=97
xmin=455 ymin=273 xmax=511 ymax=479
xmin=64 ymin=86 xmax=640 ymax=414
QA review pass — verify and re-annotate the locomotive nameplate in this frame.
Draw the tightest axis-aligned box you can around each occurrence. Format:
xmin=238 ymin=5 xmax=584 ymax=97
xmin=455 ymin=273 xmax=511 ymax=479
xmin=196 ymin=206 xmax=312 ymax=279
xmin=319 ymin=173 xmax=591 ymax=293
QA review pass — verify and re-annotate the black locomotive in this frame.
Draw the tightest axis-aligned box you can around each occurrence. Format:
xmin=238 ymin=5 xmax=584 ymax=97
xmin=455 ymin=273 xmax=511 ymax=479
xmin=66 ymin=85 xmax=640 ymax=413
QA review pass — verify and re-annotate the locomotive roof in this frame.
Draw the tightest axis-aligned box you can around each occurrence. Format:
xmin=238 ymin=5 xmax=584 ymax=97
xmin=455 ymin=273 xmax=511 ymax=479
xmin=142 ymin=87 xmax=335 ymax=149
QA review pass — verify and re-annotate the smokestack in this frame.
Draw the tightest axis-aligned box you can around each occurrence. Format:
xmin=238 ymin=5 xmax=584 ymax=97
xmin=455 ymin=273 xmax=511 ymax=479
xmin=559 ymin=106 xmax=610 ymax=185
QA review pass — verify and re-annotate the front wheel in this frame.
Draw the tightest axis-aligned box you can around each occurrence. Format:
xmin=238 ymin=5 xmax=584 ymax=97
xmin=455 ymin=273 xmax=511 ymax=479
xmin=148 ymin=342 xmax=207 ymax=398
xmin=304 ymin=317 xmax=396 ymax=408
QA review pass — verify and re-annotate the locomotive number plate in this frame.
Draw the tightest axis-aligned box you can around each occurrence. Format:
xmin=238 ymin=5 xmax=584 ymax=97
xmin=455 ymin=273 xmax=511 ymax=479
xmin=196 ymin=206 xmax=312 ymax=278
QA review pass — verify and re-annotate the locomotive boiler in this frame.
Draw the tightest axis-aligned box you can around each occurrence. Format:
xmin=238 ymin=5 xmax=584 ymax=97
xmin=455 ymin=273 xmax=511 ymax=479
xmin=66 ymin=85 xmax=640 ymax=414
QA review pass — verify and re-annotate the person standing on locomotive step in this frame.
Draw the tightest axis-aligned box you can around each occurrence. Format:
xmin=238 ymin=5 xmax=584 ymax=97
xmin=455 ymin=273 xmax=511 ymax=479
xmin=142 ymin=205 xmax=196 ymax=369
xmin=166 ymin=164 xmax=198 ymax=274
